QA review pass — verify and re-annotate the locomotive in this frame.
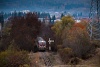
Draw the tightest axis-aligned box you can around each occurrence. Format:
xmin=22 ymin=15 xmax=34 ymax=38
xmin=35 ymin=37 xmax=46 ymax=51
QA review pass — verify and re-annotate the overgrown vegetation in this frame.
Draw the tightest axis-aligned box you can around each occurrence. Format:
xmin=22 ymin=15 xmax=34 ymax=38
xmin=0 ymin=12 xmax=41 ymax=51
xmin=52 ymin=15 xmax=96 ymax=64
xmin=0 ymin=12 xmax=41 ymax=66
xmin=0 ymin=44 xmax=30 ymax=67
xmin=98 ymin=54 xmax=100 ymax=66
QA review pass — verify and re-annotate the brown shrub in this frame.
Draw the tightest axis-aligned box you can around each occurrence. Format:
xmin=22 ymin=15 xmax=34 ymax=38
xmin=0 ymin=45 xmax=30 ymax=67
xmin=62 ymin=27 xmax=93 ymax=59
xmin=57 ymin=45 xmax=63 ymax=50
xmin=58 ymin=48 xmax=73 ymax=64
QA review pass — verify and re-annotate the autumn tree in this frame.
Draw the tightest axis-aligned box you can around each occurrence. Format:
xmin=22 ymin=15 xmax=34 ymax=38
xmin=0 ymin=12 xmax=41 ymax=51
xmin=61 ymin=15 xmax=75 ymax=29
xmin=52 ymin=15 xmax=75 ymax=45
xmin=62 ymin=27 xmax=92 ymax=58
xmin=52 ymin=15 xmax=75 ymax=36
xmin=11 ymin=12 xmax=41 ymax=51
xmin=60 ymin=21 xmax=95 ymax=64
xmin=52 ymin=15 xmax=94 ymax=64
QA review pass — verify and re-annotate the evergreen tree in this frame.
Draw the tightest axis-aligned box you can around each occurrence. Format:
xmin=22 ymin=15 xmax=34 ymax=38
xmin=0 ymin=12 xmax=4 ymax=27
xmin=52 ymin=15 xmax=56 ymax=23
xmin=61 ymin=13 xmax=64 ymax=18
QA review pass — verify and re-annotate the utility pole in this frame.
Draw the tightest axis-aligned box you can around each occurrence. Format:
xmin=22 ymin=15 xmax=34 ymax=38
xmin=88 ymin=0 xmax=100 ymax=40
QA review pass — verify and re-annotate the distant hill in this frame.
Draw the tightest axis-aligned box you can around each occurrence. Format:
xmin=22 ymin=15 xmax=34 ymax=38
xmin=0 ymin=0 xmax=90 ymax=14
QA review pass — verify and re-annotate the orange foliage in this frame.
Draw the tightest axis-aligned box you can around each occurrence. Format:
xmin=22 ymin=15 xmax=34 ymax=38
xmin=73 ymin=23 xmax=85 ymax=29
xmin=69 ymin=23 xmax=86 ymax=33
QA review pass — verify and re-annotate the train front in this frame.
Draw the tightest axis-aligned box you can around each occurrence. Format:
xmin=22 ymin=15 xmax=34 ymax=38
xmin=38 ymin=40 xmax=46 ymax=50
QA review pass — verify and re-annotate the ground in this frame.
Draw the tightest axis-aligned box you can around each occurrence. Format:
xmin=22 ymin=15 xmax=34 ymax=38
xmin=29 ymin=51 xmax=64 ymax=67
xmin=29 ymin=48 xmax=100 ymax=67
xmin=79 ymin=48 xmax=100 ymax=67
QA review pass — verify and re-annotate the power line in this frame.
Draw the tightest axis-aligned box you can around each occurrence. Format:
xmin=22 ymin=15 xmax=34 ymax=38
xmin=88 ymin=0 xmax=100 ymax=40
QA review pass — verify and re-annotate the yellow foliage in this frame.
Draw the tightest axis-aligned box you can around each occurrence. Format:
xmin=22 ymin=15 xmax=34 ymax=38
xmin=51 ymin=21 xmax=62 ymax=36
xmin=61 ymin=15 xmax=75 ymax=29
xmin=51 ymin=15 xmax=75 ymax=37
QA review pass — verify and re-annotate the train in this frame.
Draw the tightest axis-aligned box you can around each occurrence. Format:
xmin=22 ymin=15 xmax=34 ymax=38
xmin=35 ymin=37 xmax=46 ymax=51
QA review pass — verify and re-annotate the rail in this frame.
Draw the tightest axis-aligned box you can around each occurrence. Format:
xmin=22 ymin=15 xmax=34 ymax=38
xmin=40 ymin=52 xmax=53 ymax=67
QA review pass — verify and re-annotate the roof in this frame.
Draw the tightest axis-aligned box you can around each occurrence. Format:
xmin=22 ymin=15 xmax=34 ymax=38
xmin=37 ymin=37 xmax=45 ymax=41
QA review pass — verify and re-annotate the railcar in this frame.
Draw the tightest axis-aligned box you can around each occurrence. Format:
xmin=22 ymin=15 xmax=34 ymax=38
xmin=36 ymin=37 xmax=46 ymax=50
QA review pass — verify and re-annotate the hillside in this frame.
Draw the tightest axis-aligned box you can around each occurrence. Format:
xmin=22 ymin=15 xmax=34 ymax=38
xmin=0 ymin=0 xmax=90 ymax=13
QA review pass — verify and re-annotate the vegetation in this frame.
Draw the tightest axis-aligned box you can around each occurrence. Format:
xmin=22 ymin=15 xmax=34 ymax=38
xmin=0 ymin=11 xmax=100 ymax=66
xmin=98 ymin=53 xmax=100 ymax=66
xmin=0 ymin=44 xmax=30 ymax=67
xmin=0 ymin=12 xmax=41 ymax=67
xmin=52 ymin=15 xmax=75 ymax=45
xmin=0 ymin=12 xmax=41 ymax=51
xmin=40 ymin=21 xmax=56 ymax=51
xmin=52 ymin=15 xmax=95 ymax=64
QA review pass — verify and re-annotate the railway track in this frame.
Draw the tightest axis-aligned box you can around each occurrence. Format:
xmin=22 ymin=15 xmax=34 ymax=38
xmin=40 ymin=52 xmax=53 ymax=67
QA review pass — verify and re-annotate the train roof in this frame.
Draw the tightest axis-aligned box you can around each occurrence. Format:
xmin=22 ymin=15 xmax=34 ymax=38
xmin=37 ymin=37 xmax=46 ymax=43
xmin=37 ymin=37 xmax=45 ymax=41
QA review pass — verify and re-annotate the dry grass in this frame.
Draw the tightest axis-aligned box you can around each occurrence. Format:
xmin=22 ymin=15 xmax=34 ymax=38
xmin=78 ymin=48 xmax=100 ymax=67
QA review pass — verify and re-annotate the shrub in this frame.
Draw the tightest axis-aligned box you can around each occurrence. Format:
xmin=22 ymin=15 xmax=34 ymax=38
xmin=0 ymin=51 xmax=8 ymax=67
xmin=0 ymin=45 xmax=30 ymax=67
xmin=91 ymin=41 xmax=100 ymax=48
xmin=99 ymin=55 xmax=100 ymax=66
xmin=62 ymin=27 xmax=93 ymax=59
xmin=57 ymin=45 xmax=63 ymax=50
xmin=59 ymin=48 xmax=73 ymax=64
xmin=97 ymin=48 xmax=100 ymax=66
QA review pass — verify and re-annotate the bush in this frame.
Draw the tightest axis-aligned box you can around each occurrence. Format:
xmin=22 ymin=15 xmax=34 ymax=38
xmin=91 ymin=41 xmax=100 ymax=48
xmin=0 ymin=45 xmax=30 ymax=67
xmin=58 ymin=48 xmax=73 ymax=64
xmin=99 ymin=55 xmax=100 ymax=66
xmin=57 ymin=45 xmax=63 ymax=50
xmin=97 ymin=48 xmax=100 ymax=66
xmin=0 ymin=51 xmax=8 ymax=67
xmin=62 ymin=27 xmax=93 ymax=59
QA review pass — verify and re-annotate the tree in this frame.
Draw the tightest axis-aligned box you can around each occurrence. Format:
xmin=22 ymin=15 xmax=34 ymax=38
xmin=10 ymin=12 xmax=41 ymax=51
xmin=56 ymin=22 xmax=94 ymax=64
xmin=0 ymin=12 xmax=4 ymax=27
xmin=61 ymin=15 xmax=75 ymax=29
xmin=52 ymin=15 xmax=94 ymax=64
xmin=51 ymin=21 xmax=62 ymax=37
xmin=61 ymin=13 xmax=64 ymax=18
xmin=52 ymin=15 xmax=75 ymax=36
xmin=62 ymin=27 xmax=91 ymax=58
xmin=52 ymin=15 xmax=56 ymax=23
xmin=12 ymin=10 xmax=17 ymax=17
xmin=1 ymin=12 xmax=41 ymax=51
xmin=52 ymin=15 xmax=75 ymax=45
